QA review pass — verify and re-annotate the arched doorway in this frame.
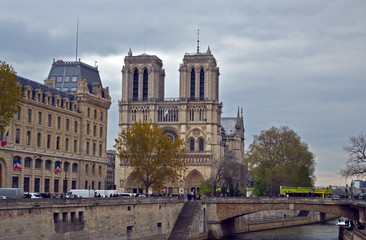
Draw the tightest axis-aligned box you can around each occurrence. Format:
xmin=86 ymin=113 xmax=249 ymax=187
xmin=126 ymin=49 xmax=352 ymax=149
xmin=185 ymin=169 xmax=204 ymax=195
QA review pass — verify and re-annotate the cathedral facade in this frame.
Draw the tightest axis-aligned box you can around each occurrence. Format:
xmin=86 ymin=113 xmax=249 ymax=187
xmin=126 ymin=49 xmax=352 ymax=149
xmin=115 ymin=47 xmax=244 ymax=194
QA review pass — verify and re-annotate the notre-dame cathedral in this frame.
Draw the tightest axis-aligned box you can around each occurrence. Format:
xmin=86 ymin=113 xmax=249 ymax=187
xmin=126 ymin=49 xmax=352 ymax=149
xmin=115 ymin=46 xmax=245 ymax=194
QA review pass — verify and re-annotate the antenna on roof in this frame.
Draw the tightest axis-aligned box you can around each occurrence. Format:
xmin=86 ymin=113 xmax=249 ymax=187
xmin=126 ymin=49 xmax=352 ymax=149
xmin=75 ymin=16 xmax=79 ymax=61
xmin=197 ymin=29 xmax=200 ymax=53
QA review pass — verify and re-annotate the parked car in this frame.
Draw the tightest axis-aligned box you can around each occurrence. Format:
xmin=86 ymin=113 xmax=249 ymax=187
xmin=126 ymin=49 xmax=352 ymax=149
xmin=356 ymin=193 xmax=366 ymax=200
xmin=0 ymin=196 xmax=7 ymax=199
xmin=66 ymin=194 xmax=81 ymax=199
xmin=39 ymin=193 xmax=58 ymax=198
xmin=331 ymin=195 xmax=340 ymax=200
xmin=23 ymin=193 xmax=42 ymax=198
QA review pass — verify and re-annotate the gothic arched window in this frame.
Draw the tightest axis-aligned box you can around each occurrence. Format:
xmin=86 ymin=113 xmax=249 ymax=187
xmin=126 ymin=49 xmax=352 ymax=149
xmin=199 ymin=138 xmax=204 ymax=152
xmin=199 ymin=68 xmax=204 ymax=100
xmin=190 ymin=138 xmax=195 ymax=152
xmin=190 ymin=69 xmax=195 ymax=100
xmin=133 ymin=69 xmax=138 ymax=101
xmin=143 ymin=69 xmax=148 ymax=101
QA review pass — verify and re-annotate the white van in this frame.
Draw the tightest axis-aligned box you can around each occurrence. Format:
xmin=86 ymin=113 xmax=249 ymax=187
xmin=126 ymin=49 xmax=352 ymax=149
xmin=66 ymin=189 xmax=95 ymax=198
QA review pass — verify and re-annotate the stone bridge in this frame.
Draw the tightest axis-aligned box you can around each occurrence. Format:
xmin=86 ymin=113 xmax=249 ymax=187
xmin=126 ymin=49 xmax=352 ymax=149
xmin=201 ymin=197 xmax=366 ymax=239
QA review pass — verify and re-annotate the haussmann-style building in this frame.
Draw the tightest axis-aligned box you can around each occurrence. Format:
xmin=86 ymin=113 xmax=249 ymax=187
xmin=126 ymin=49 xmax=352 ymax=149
xmin=115 ymin=47 xmax=245 ymax=195
xmin=0 ymin=59 xmax=111 ymax=194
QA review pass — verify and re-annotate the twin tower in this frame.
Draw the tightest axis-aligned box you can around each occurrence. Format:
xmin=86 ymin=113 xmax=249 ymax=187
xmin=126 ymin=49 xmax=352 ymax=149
xmin=115 ymin=47 xmax=244 ymax=194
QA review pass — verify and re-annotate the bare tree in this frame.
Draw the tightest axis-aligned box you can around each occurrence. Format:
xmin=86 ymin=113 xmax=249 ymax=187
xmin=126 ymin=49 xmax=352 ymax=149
xmin=341 ymin=133 xmax=366 ymax=177
xmin=208 ymin=149 xmax=247 ymax=196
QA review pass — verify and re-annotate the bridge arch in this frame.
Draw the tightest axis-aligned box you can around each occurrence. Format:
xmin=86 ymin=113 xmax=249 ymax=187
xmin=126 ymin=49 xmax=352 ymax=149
xmin=208 ymin=198 xmax=359 ymax=222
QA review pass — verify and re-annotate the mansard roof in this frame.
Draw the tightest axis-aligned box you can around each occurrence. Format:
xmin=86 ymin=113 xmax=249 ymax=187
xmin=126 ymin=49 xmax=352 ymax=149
xmin=17 ymin=75 xmax=75 ymax=101
xmin=47 ymin=59 xmax=105 ymax=96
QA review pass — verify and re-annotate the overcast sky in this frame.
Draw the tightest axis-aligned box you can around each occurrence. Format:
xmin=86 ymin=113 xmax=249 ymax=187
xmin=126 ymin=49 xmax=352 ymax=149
xmin=1 ymin=0 xmax=365 ymax=187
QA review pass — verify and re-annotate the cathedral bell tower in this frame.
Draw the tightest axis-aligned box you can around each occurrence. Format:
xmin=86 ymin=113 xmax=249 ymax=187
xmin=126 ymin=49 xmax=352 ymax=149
xmin=121 ymin=49 xmax=165 ymax=102
xmin=179 ymin=46 xmax=220 ymax=101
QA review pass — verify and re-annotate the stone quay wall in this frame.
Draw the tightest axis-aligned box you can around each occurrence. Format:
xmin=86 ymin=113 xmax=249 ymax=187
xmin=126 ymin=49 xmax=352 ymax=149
xmin=0 ymin=197 xmax=185 ymax=240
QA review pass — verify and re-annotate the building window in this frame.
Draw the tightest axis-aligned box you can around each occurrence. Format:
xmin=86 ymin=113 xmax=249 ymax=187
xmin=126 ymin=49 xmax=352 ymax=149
xmin=86 ymin=142 xmax=89 ymax=154
xmin=48 ymin=114 xmax=52 ymax=127
xmin=190 ymin=69 xmax=195 ymax=100
xmin=87 ymin=124 xmax=90 ymax=135
xmin=12 ymin=176 xmax=19 ymax=188
xmin=56 ymin=136 xmax=60 ymax=150
xmin=92 ymin=181 xmax=95 ymax=190
xmin=93 ymin=125 xmax=96 ymax=137
xmin=64 ymin=162 xmax=69 ymax=173
xmin=45 ymin=160 xmax=51 ymax=170
xmin=56 ymin=76 xmax=62 ymax=82
xmin=74 ymin=121 xmax=78 ymax=133
xmin=15 ymin=128 xmax=20 ymax=144
xmin=37 ymin=132 xmax=41 ymax=147
xmin=92 ymin=165 xmax=95 ymax=175
xmin=38 ymin=111 xmax=42 ymax=125
xmin=189 ymin=138 xmax=195 ymax=152
xmin=93 ymin=143 xmax=96 ymax=156
xmin=45 ymin=179 xmax=50 ymax=193
xmin=74 ymin=140 xmax=77 ymax=153
xmin=25 ymin=157 xmax=32 ymax=168
xmin=54 ymin=179 xmax=59 ymax=193
xmin=72 ymin=181 xmax=76 ymax=190
xmin=26 ymin=131 xmax=31 ymax=145
xmin=34 ymin=178 xmax=40 ymax=192
xmin=199 ymin=138 xmax=204 ymax=151
xmin=24 ymin=177 xmax=30 ymax=192
xmin=100 ymin=111 xmax=103 ymax=121
xmin=66 ymin=119 xmax=70 ymax=131
xmin=99 ymin=144 xmax=102 ymax=157
xmin=85 ymin=181 xmax=88 ymax=189
xmin=72 ymin=163 xmax=78 ymax=173
xmin=133 ymin=69 xmax=138 ymax=101
xmin=99 ymin=127 xmax=103 ymax=138
xmin=71 ymin=76 xmax=77 ymax=82
xmin=57 ymin=116 xmax=61 ymax=129
xmin=16 ymin=106 xmax=21 ymax=120
xmin=64 ymin=76 xmax=70 ymax=82
xmin=35 ymin=159 xmax=42 ymax=169
xmin=94 ymin=109 xmax=97 ymax=119
xmin=200 ymin=68 xmax=204 ymax=100
xmin=27 ymin=109 xmax=32 ymax=122
xmin=143 ymin=69 xmax=148 ymax=101
xmin=65 ymin=138 xmax=69 ymax=151
xmin=47 ymin=135 xmax=51 ymax=148
xmin=87 ymin=108 xmax=90 ymax=117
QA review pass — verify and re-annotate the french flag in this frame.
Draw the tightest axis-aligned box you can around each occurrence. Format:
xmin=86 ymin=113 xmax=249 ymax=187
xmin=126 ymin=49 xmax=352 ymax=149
xmin=55 ymin=164 xmax=61 ymax=174
xmin=1 ymin=131 xmax=9 ymax=147
xmin=13 ymin=160 xmax=22 ymax=171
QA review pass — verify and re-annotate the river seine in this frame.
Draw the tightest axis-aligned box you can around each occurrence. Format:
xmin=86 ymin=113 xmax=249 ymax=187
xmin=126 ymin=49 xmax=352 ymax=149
xmin=223 ymin=220 xmax=339 ymax=240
